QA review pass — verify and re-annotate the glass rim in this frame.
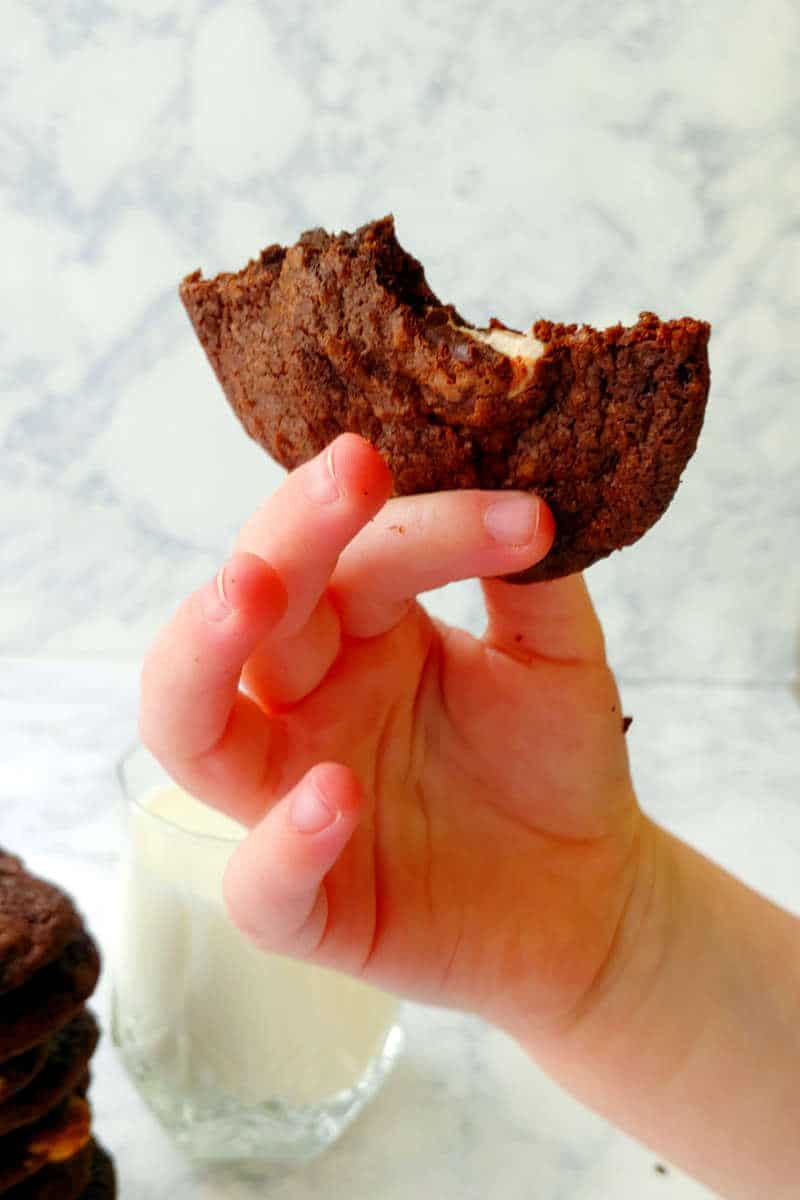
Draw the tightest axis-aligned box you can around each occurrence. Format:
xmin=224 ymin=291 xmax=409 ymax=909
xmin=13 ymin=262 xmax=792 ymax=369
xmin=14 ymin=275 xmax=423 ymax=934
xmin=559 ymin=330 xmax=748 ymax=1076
xmin=116 ymin=740 xmax=245 ymax=846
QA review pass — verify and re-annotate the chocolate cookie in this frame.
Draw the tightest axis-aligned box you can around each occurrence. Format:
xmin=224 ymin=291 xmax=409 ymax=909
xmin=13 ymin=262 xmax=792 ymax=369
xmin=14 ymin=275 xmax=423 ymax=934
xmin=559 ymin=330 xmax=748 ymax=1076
xmin=0 ymin=1095 xmax=90 ymax=1193
xmin=0 ymin=935 xmax=100 ymax=1062
xmin=0 ymin=1042 xmax=49 ymax=1106
xmin=6 ymin=1138 xmax=93 ymax=1200
xmin=78 ymin=1141 xmax=117 ymax=1199
xmin=0 ymin=1010 xmax=99 ymax=1135
xmin=181 ymin=216 xmax=710 ymax=581
xmin=0 ymin=851 xmax=83 ymax=995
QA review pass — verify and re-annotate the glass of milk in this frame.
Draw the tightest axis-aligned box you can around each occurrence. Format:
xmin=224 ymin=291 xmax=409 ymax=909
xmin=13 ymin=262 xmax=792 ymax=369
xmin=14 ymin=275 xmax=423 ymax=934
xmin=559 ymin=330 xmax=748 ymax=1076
xmin=111 ymin=743 xmax=402 ymax=1164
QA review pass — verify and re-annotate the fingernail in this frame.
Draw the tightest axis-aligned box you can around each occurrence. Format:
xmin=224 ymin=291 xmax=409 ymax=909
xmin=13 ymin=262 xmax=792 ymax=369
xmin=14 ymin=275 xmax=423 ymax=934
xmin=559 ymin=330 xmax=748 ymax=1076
xmin=483 ymin=495 xmax=540 ymax=546
xmin=301 ymin=443 xmax=340 ymax=504
xmin=200 ymin=564 xmax=233 ymax=622
xmin=290 ymin=777 xmax=339 ymax=834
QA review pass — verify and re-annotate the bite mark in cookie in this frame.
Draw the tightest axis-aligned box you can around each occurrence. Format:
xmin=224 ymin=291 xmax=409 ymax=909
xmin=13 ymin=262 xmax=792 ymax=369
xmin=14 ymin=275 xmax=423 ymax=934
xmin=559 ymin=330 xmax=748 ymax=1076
xmin=181 ymin=216 xmax=710 ymax=581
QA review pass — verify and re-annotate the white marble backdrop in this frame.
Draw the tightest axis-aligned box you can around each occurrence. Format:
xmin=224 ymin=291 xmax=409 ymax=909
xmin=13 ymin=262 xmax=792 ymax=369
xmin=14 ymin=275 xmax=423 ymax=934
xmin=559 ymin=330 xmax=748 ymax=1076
xmin=2 ymin=0 xmax=798 ymax=684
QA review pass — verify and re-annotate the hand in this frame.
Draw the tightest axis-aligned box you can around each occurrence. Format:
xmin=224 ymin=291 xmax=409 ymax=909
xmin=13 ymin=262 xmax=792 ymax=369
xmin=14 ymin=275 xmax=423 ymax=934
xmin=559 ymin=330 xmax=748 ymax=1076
xmin=139 ymin=434 xmax=642 ymax=1036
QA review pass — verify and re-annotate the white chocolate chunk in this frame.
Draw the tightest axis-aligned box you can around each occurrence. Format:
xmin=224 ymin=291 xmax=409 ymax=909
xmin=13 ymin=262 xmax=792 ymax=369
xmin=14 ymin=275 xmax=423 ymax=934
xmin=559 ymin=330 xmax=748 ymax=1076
xmin=460 ymin=323 xmax=545 ymax=396
xmin=463 ymin=324 xmax=545 ymax=364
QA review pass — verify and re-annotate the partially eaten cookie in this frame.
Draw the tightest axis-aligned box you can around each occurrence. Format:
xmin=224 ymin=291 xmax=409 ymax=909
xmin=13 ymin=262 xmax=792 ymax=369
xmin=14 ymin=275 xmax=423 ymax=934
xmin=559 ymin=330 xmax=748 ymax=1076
xmin=180 ymin=216 xmax=710 ymax=581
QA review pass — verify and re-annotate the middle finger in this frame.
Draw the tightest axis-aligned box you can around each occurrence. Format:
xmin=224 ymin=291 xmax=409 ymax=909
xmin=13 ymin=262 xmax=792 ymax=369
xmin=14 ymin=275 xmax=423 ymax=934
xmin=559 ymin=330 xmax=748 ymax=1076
xmin=330 ymin=489 xmax=555 ymax=638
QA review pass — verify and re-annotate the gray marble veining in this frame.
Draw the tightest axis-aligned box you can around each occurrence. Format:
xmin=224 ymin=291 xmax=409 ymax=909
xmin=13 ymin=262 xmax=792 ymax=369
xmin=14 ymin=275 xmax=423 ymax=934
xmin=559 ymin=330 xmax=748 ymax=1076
xmin=2 ymin=0 xmax=798 ymax=681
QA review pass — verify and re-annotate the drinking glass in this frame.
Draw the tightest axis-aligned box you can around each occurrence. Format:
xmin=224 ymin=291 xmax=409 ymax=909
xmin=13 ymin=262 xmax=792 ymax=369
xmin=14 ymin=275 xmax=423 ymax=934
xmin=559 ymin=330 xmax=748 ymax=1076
xmin=112 ymin=743 xmax=402 ymax=1163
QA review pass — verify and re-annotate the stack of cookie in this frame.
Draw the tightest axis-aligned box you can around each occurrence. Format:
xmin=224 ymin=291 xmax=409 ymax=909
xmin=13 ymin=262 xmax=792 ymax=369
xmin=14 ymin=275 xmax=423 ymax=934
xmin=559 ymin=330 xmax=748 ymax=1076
xmin=0 ymin=850 xmax=116 ymax=1198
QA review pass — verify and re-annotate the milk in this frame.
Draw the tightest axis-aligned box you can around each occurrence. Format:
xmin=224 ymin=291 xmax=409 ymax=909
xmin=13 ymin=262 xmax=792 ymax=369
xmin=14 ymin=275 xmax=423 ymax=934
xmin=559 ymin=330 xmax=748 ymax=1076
xmin=113 ymin=784 xmax=398 ymax=1109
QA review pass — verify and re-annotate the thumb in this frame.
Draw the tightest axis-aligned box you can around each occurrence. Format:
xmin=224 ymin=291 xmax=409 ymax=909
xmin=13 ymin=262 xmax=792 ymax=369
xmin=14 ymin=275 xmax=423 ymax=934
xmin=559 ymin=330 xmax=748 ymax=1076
xmin=223 ymin=762 xmax=363 ymax=961
xmin=481 ymin=573 xmax=607 ymax=665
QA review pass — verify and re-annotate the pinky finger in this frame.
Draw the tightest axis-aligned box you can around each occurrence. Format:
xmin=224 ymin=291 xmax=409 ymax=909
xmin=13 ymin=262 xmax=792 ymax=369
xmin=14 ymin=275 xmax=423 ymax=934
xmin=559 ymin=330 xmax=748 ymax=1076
xmin=223 ymin=762 xmax=363 ymax=962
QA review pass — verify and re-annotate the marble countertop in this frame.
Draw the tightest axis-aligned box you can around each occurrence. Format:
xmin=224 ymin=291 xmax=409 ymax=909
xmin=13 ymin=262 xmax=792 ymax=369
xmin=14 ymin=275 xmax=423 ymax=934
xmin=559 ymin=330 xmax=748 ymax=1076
xmin=3 ymin=657 xmax=799 ymax=1198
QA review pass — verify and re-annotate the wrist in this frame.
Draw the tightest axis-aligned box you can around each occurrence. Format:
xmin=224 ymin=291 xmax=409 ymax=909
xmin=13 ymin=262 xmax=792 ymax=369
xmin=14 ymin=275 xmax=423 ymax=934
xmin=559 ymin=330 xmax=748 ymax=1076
xmin=563 ymin=814 xmax=678 ymax=1050
xmin=502 ymin=812 xmax=676 ymax=1057
xmin=508 ymin=817 xmax=800 ymax=1199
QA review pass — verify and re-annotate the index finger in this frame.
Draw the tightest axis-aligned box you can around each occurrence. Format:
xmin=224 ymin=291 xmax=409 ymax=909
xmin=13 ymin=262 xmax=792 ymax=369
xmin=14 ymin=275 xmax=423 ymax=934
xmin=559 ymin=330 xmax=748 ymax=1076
xmin=138 ymin=435 xmax=392 ymax=822
xmin=235 ymin=433 xmax=392 ymax=638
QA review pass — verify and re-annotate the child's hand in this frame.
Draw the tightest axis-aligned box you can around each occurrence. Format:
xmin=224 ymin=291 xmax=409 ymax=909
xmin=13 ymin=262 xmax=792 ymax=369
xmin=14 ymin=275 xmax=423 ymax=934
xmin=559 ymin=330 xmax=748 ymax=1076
xmin=139 ymin=434 xmax=641 ymax=1036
